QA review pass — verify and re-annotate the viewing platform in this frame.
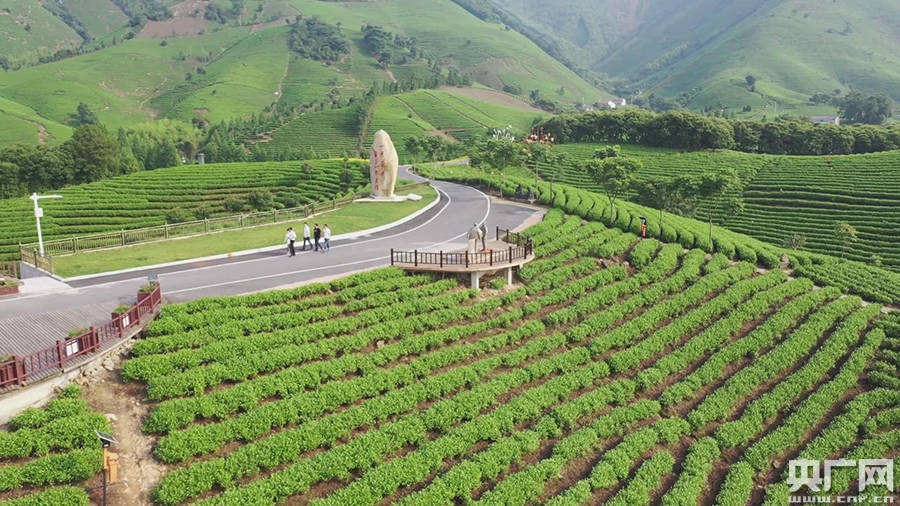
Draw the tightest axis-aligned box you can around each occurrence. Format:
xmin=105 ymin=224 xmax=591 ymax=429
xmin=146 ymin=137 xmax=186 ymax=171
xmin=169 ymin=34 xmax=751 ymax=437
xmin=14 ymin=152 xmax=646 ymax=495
xmin=391 ymin=227 xmax=534 ymax=289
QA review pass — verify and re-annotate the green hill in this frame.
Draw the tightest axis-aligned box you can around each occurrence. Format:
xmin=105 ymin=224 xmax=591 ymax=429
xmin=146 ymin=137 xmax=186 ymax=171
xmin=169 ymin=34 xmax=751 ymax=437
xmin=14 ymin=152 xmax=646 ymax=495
xmin=368 ymin=89 xmax=548 ymax=157
xmin=265 ymin=88 xmax=549 ymax=159
xmin=488 ymin=0 xmax=900 ymax=117
xmin=0 ymin=0 xmax=603 ymax=147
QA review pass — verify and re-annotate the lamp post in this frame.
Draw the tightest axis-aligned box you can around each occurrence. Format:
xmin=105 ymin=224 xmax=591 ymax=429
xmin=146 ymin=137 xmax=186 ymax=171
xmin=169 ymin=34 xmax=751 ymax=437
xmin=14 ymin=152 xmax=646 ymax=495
xmin=95 ymin=431 xmax=118 ymax=506
xmin=30 ymin=193 xmax=62 ymax=256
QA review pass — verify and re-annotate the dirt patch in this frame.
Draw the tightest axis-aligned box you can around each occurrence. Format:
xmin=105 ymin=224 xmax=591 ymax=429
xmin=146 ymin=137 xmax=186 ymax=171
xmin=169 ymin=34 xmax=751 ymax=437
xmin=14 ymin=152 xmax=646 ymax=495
xmin=138 ymin=0 xmax=209 ymax=39
xmin=439 ymin=86 xmax=545 ymax=114
xmin=76 ymin=344 xmax=167 ymax=505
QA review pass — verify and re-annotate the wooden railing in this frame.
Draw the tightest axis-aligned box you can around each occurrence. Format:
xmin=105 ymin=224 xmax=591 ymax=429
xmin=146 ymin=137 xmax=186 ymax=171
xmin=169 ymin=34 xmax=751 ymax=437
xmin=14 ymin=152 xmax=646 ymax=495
xmin=0 ymin=261 xmax=18 ymax=279
xmin=0 ymin=283 xmax=163 ymax=390
xmin=390 ymin=244 xmax=533 ymax=268
xmin=496 ymin=227 xmax=528 ymax=247
xmin=20 ymin=183 xmax=429 ymax=262
xmin=390 ymin=226 xmax=533 ymax=269
xmin=17 ymin=246 xmax=53 ymax=274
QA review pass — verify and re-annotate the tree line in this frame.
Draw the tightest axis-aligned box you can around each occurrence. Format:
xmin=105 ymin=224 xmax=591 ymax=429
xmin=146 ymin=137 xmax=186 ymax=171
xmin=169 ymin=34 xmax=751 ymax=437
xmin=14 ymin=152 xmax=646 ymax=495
xmin=540 ymin=109 xmax=900 ymax=155
xmin=0 ymin=118 xmax=203 ymax=199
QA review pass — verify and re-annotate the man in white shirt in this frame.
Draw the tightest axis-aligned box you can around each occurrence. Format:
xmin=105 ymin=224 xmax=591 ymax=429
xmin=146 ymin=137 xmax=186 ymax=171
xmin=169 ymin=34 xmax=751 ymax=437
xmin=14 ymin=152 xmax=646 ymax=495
xmin=302 ymin=222 xmax=312 ymax=251
xmin=323 ymin=224 xmax=331 ymax=251
xmin=285 ymin=227 xmax=297 ymax=257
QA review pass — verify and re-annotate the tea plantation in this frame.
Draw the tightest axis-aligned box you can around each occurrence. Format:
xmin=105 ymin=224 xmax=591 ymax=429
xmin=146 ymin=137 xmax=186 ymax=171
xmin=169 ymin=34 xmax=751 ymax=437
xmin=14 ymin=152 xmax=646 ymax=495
xmin=549 ymin=144 xmax=900 ymax=271
xmin=110 ymin=208 xmax=899 ymax=505
xmin=0 ymin=159 xmax=369 ymax=263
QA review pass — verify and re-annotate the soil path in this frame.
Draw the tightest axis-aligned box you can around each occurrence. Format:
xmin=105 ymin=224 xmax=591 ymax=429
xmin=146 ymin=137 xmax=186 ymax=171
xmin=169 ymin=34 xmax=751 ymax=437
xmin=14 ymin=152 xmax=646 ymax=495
xmin=79 ymin=348 xmax=165 ymax=505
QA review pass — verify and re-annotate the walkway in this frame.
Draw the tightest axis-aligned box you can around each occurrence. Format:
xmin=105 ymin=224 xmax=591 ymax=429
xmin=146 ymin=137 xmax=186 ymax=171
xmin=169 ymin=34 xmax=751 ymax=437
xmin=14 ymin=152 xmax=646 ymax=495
xmin=0 ymin=167 xmax=544 ymax=356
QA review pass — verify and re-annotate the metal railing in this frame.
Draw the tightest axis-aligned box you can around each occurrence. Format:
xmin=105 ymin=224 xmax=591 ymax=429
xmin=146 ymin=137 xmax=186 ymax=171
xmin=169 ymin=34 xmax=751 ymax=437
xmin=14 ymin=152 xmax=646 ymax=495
xmin=0 ymin=283 xmax=163 ymax=390
xmin=20 ymin=184 xmax=428 ymax=261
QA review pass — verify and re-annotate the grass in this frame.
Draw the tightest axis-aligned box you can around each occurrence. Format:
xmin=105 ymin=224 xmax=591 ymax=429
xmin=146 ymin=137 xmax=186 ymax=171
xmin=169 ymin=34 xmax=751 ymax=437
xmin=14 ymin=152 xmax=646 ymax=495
xmin=0 ymin=0 xmax=82 ymax=61
xmin=0 ymin=96 xmax=72 ymax=145
xmin=52 ymin=185 xmax=437 ymax=277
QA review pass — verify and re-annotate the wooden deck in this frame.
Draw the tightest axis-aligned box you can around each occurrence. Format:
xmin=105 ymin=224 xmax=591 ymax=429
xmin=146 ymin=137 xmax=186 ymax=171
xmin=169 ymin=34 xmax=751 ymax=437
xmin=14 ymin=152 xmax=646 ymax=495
xmin=391 ymin=239 xmax=534 ymax=288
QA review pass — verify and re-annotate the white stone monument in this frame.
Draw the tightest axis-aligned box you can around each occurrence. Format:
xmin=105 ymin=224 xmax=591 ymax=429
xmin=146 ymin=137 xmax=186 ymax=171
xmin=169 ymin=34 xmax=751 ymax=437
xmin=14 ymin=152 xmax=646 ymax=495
xmin=370 ymin=130 xmax=399 ymax=199
xmin=360 ymin=130 xmax=421 ymax=202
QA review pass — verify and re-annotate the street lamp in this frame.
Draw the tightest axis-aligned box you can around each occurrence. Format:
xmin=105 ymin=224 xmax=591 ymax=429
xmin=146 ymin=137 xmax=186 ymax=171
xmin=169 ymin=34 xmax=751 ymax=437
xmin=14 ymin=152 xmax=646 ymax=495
xmin=95 ymin=431 xmax=118 ymax=506
xmin=30 ymin=193 xmax=62 ymax=255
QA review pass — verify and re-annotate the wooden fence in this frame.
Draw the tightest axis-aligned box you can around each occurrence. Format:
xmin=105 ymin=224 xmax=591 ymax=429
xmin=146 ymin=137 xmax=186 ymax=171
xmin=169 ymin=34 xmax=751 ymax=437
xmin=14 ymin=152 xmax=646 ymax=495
xmin=0 ymin=262 xmax=18 ymax=279
xmin=0 ymin=283 xmax=163 ymax=390
xmin=20 ymin=184 xmax=428 ymax=263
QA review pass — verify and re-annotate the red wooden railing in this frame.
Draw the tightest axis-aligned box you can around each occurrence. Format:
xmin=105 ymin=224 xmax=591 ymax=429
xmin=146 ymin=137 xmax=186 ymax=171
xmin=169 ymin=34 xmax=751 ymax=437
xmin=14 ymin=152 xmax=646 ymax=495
xmin=0 ymin=283 xmax=162 ymax=390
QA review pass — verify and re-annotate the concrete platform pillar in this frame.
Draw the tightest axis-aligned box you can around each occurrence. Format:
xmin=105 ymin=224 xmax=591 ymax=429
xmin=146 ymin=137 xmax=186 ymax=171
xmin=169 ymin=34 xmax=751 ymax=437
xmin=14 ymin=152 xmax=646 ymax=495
xmin=506 ymin=267 xmax=513 ymax=287
xmin=471 ymin=272 xmax=481 ymax=290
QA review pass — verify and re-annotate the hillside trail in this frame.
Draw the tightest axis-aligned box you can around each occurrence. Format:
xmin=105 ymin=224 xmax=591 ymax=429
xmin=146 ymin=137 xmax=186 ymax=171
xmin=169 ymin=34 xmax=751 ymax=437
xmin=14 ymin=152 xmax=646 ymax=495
xmin=385 ymin=68 xmax=397 ymax=83
xmin=79 ymin=346 xmax=165 ymax=505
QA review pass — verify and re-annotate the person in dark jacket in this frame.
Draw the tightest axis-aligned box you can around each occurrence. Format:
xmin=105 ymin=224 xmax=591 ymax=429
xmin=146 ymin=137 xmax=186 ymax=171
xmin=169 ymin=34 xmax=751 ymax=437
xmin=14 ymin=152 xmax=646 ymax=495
xmin=313 ymin=223 xmax=322 ymax=251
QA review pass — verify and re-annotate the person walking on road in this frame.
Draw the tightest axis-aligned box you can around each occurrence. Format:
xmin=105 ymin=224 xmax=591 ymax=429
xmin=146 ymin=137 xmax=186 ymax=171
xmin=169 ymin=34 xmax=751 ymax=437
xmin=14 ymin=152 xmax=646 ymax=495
xmin=302 ymin=222 xmax=312 ymax=251
xmin=323 ymin=224 xmax=331 ymax=251
xmin=285 ymin=227 xmax=297 ymax=257
xmin=314 ymin=223 xmax=322 ymax=251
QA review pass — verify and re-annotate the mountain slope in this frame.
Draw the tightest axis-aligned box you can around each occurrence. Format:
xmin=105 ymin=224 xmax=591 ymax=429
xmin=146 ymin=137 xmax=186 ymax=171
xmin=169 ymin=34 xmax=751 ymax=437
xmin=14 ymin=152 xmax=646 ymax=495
xmin=490 ymin=0 xmax=900 ymax=114
xmin=0 ymin=0 xmax=604 ymax=146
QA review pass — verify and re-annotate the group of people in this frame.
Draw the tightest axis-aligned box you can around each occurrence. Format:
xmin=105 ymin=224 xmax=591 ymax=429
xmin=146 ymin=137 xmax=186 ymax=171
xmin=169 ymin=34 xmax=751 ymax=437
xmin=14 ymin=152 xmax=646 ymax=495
xmin=514 ymin=184 xmax=536 ymax=202
xmin=285 ymin=222 xmax=331 ymax=257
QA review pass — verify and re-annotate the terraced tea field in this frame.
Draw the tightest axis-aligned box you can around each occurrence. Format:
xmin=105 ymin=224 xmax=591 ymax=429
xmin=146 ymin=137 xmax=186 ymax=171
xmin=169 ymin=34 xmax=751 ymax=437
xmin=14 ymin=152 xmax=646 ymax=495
xmin=0 ymin=386 xmax=107 ymax=505
xmin=266 ymin=107 xmax=361 ymax=156
xmin=117 ymin=209 xmax=897 ymax=505
xmin=0 ymin=159 xmax=369 ymax=262
xmin=731 ymin=151 xmax=900 ymax=267
xmin=548 ymin=144 xmax=900 ymax=271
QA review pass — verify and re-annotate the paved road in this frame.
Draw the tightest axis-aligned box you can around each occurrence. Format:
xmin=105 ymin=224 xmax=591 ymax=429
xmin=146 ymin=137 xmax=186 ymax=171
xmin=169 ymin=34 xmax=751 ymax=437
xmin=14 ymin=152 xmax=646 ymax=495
xmin=0 ymin=169 xmax=543 ymax=354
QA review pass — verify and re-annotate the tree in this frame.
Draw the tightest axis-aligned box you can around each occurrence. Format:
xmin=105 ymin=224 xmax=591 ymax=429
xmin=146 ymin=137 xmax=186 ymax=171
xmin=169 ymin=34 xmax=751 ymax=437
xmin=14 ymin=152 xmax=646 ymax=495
xmin=403 ymin=136 xmax=423 ymax=162
xmin=834 ymin=221 xmax=857 ymax=258
xmin=695 ymin=172 xmax=743 ymax=246
xmin=745 ymin=75 xmax=756 ymax=91
xmin=593 ymin=145 xmax=621 ymax=159
xmin=287 ymin=17 xmax=350 ymax=63
xmin=65 ymin=124 xmax=120 ymax=184
xmin=783 ymin=233 xmax=807 ymax=250
xmin=631 ymin=176 xmax=695 ymax=239
xmin=74 ymin=102 xmax=99 ymax=126
xmin=301 ymin=162 xmax=314 ymax=180
xmin=586 ymin=156 xmax=641 ymax=220
xmin=247 ymin=190 xmax=275 ymax=210
xmin=0 ymin=162 xmax=22 ymax=199
xmin=836 ymin=92 xmax=893 ymax=125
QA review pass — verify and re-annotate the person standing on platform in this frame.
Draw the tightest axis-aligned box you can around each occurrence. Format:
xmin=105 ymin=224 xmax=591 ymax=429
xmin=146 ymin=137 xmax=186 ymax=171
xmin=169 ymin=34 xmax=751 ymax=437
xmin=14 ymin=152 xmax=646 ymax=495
xmin=285 ymin=227 xmax=297 ymax=257
xmin=302 ymin=222 xmax=313 ymax=251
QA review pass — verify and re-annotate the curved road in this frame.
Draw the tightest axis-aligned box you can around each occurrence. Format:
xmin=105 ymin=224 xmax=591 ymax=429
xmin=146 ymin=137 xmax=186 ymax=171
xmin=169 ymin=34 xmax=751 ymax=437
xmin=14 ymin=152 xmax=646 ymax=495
xmin=0 ymin=168 xmax=543 ymax=354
